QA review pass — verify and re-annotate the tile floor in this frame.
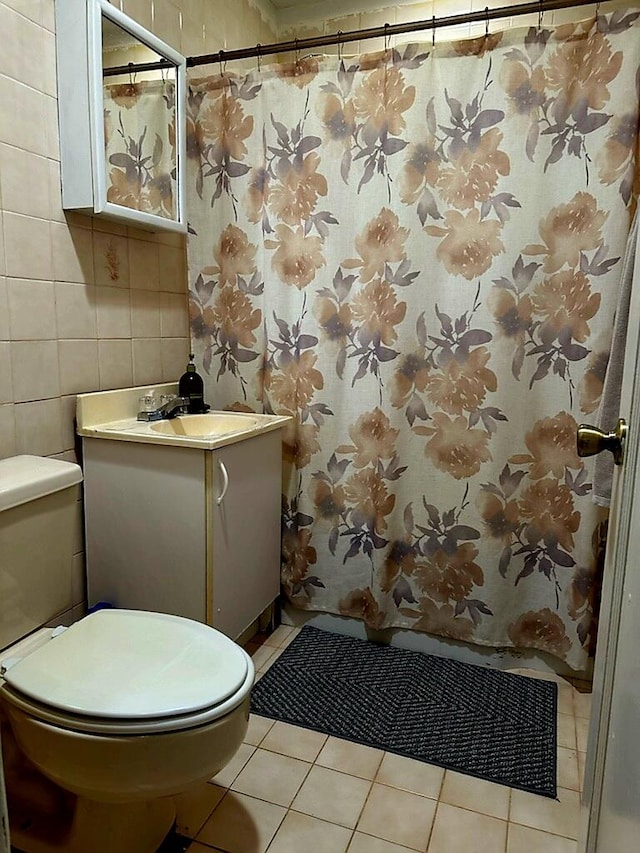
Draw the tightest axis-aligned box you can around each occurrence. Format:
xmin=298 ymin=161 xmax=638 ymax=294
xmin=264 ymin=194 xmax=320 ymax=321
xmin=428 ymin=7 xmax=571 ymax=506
xmin=173 ymin=625 xmax=591 ymax=853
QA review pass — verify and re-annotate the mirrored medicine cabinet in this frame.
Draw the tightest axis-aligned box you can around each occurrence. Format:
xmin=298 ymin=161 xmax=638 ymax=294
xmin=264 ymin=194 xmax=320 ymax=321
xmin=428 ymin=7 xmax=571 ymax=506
xmin=55 ymin=0 xmax=187 ymax=232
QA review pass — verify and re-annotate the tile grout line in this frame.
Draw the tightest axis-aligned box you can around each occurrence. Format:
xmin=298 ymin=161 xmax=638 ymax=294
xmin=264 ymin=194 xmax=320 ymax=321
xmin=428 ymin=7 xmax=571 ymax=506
xmin=423 ymin=768 xmax=449 ymax=852
xmin=245 ymin=628 xmax=577 ymax=849
xmin=350 ymin=771 xmax=376 ymax=836
xmin=503 ymin=789 xmax=512 ymax=853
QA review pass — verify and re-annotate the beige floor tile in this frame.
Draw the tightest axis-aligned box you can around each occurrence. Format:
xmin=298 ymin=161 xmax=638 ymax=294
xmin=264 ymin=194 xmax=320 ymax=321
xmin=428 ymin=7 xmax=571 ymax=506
xmin=573 ymin=691 xmax=592 ymax=719
xmin=316 ymin=736 xmax=384 ymax=780
xmin=196 ymin=791 xmax=286 ymax=852
xmin=428 ymin=802 xmax=507 ymax=853
xmin=507 ymin=822 xmax=578 ymax=852
xmin=357 ymin=782 xmax=436 ymax=851
xmin=292 ymin=765 xmax=372 ymax=829
xmin=557 ymin=713 xmax=577 ymax=750
xmin=267 ymin=810 xmax=352 ymax=853
xmin=510 ymin=786 xmax=580 ymax=840
xmin=262 ymin=625 xmax=295 ymax=648
xmin=575 ymin=717 xmax=590 ymax=753
xmin=210 ymin=742 xmax=255 ymax=788
xmin=270 ymin=626 xmax=301 ymax=649
xmin=375 ymin=753 xmax=443 ymax=799
xmin=261 ymin=720 xmax=328 ymax=762
xmin=259 ymin=648 xmax=284 ymax=673
xmin=245 ymin=643 xmax=278 ymax=671
xmin=557 ymin=747 xmax=580 ymax=791
xmin=439 ymin=770 xmax=510 ymax=819
xmin=231 ymin=748 xmax=311 ymax=807
xmin=174 ymin=782 xmax=225 ymax=837
xmin=577 ymin=752 xmax=587 ymax=792
xmin=348 ymin=833 xmax=417 ymax=853
xmin=244 ymin=714 xmax=276 ymax=747
xmin=557 ymin=684 xmax=576 ymax=717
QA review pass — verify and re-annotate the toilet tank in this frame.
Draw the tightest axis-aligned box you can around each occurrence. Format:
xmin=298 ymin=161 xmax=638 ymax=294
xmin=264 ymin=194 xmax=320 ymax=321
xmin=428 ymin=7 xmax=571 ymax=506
xmin=0 ymin=456 xmax=83 ymax=651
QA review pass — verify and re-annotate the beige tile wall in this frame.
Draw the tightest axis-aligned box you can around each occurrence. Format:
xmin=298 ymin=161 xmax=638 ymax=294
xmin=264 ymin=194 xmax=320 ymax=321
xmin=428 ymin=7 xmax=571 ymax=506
xmin=1 ymin=0 xmax=623 ymax=463
xmin=279 ymin=0 xmax=633 ymax=57
xmin=0 ymin=0 xmax=275 ymax=464
xmin=0 ymin=0 xmax=626 ymax=624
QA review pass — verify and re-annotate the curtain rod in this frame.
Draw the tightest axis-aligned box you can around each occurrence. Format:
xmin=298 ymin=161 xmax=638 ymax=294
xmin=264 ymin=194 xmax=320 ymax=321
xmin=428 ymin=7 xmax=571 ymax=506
xmin=103 ymin=59 xmax=175 ymax=78
xmin=186 ymin=0 xmax=609 ymax=68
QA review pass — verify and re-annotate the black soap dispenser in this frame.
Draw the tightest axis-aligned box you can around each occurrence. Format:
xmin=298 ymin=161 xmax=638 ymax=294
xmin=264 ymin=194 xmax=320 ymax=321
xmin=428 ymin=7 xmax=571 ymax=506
xmin=179 ymin=354 xmax=208 ymax=414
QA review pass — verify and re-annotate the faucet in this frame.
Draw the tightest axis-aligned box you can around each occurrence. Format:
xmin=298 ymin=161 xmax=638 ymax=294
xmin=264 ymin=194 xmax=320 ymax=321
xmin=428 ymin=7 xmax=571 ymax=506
xmin=137 ymin=396 xmax=190 ymax=422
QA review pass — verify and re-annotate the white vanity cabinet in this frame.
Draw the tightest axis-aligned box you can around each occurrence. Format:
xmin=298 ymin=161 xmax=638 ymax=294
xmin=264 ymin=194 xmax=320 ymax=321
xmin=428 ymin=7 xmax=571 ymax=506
xmin=82 ymin=430 xmax=282 ymax=640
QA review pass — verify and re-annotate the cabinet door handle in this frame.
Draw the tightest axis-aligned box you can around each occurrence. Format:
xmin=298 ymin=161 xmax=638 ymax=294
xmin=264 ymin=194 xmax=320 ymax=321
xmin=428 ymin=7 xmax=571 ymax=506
xmin=216 ymin=460 xmax=229 ymax=505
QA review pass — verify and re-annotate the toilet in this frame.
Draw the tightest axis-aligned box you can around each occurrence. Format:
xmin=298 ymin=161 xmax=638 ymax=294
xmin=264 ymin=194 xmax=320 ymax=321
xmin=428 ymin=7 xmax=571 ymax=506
xmin=0 ymin=455 xmax=254 ymax=853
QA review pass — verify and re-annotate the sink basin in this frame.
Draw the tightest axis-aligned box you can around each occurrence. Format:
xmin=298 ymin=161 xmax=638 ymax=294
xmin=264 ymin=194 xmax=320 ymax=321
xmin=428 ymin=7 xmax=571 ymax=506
xmin=149 ymin=413 xmax=259 ymax=437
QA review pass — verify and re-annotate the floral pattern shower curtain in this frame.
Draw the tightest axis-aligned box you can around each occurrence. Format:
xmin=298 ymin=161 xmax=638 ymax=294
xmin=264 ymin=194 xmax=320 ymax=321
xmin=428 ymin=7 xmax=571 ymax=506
xmin=187 ymin=10 xmax=640 ymax=670
xmin=104 ymin=80 xmax=177 ymax=218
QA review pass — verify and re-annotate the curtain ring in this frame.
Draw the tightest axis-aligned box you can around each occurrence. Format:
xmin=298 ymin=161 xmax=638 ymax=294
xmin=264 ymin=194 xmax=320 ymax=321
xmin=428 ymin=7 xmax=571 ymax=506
xmin=384 ymin=22 xmax=390 ymax=53
xmin=432 ymin=15 xmax=436 ymax=47
xmin=294 ymin=37 xmax=300 ymax=65
xmin=128 ymin=62 xmax=135 ymax=87
xmin=538 ymin=0 xmax=544 ymax=32
xmin=218 ymin=49 xmax=226 ymax=78
xmin=256 ymin=43 xmax=262 ymax=72
xmin=337 ymin=30 xmax=343 ymax=62
xmin=485 ymin=7 xmax=490 ymax=38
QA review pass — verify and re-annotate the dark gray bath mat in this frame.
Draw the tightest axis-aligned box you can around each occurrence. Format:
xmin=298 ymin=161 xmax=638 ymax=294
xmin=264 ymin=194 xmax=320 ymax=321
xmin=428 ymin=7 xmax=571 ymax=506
xmin=251 ymin=626 xmax=557 ymax=798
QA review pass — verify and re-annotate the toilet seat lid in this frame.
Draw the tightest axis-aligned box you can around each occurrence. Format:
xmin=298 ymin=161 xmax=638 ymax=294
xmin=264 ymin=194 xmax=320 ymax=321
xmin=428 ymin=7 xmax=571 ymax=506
xmin=3 ymin=610 xmax=249 ymax=719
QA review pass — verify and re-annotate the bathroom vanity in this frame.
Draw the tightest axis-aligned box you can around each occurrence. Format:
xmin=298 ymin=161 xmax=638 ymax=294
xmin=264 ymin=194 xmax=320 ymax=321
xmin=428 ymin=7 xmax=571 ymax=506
xmin=76 ymin=385 xmax=290 ymax=641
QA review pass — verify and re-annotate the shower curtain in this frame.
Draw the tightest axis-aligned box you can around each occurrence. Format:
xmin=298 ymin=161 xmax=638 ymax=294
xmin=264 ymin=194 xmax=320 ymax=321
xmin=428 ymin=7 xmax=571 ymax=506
xmin=186 ymin=9 xmax=640 ymax=670
xmin=103 ymin=79 xmax=177 ymax=219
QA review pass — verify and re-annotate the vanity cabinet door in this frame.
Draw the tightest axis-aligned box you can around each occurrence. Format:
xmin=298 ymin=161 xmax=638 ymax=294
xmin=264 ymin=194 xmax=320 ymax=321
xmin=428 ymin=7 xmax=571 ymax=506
xmin=84 ymin=439 xmax=208 ymax=621
xmin=210 ymin=431 xmax=282 ymax=640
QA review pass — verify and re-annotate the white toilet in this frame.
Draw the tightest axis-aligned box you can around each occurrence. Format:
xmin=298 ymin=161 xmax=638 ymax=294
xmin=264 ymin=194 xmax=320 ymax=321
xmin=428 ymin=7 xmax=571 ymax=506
xmin=0 ymin=455 xmax=254 ymax=853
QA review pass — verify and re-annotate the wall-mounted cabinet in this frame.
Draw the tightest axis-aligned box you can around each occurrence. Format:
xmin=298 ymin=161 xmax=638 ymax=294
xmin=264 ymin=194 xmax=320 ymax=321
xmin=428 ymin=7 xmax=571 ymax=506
xmin=55 ymin=0 xmax=186 ymax=232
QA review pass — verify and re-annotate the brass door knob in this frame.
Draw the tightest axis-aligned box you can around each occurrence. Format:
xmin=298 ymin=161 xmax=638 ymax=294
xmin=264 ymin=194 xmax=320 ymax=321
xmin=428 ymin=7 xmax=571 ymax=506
xmin=576 ymin=418 xmax=627 ymax=466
